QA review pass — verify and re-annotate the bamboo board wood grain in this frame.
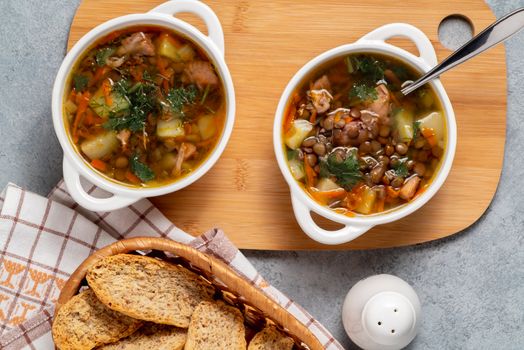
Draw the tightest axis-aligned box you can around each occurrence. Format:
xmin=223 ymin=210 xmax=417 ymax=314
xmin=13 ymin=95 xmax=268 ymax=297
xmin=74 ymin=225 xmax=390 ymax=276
xmin=69 ymin=0 xmax=506 ymax=250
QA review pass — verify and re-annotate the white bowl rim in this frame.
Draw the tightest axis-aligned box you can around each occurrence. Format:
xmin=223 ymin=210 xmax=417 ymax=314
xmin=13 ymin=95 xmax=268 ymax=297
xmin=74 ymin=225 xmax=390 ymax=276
xmin=273 ymin=34 xmax=457 ymax=228
xmin=52 ymin=9 xmax=235 ymax=199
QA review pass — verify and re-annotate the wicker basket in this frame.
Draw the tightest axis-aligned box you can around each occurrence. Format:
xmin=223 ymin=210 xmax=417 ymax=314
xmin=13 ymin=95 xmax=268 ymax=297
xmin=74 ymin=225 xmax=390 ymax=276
xmin=55 ymin=237 xmax=323 ymax=349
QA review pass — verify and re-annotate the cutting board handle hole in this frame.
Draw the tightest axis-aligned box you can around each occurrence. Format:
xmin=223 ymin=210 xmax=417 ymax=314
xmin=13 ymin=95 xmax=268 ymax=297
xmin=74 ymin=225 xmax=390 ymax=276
xmin=175 ymin=12 xmax=209 ymax=36
xmin=438 ymin=14 xmax=474 ymax=51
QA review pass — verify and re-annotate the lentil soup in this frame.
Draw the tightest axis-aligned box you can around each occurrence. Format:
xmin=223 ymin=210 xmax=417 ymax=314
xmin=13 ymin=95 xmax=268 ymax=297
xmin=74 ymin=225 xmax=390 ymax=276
xmin=283 ymin=53 xmax=446 ymax=216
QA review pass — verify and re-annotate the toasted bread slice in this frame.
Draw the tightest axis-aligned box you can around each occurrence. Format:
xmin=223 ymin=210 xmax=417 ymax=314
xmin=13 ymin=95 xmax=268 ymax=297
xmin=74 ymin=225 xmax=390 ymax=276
xmin=98 ymin=323 xmax=187 ymax=350
xmin=248 ymin=326 xmax=294 ymax=350
xmin=86 ymin=254 xmax=214 ymax=327
xmin=52 ymin=289 xmax=142 ymax=350
xmin=184 ymin=300 xmax=247 ymax=350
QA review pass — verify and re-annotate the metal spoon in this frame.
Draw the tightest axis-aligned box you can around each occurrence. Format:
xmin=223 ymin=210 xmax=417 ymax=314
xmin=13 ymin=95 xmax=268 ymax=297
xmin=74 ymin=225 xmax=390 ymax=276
xmin=401 ymin=7 xmax=524 ymax=95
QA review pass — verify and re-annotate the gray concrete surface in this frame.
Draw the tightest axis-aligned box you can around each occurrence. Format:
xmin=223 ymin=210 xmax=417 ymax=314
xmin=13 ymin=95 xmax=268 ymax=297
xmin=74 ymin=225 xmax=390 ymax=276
xmin=0 ymin=1 xmax=523 ymax=349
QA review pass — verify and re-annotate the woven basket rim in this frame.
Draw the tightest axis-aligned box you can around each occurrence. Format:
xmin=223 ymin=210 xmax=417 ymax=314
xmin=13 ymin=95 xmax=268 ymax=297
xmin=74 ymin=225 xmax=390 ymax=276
xmin=55 ymin=237 xmax=323 ymax=350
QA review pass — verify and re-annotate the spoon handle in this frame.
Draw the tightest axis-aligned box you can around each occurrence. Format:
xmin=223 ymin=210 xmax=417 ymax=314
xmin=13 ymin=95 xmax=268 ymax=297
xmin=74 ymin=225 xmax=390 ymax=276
xmin=401 ymin=7 xmax=524 ymax=95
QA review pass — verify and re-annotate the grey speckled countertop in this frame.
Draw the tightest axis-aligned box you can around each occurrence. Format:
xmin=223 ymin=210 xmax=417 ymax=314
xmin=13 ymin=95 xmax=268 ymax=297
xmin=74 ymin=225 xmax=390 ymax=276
xmin=1 ymin=1 xmax=523 ymax=349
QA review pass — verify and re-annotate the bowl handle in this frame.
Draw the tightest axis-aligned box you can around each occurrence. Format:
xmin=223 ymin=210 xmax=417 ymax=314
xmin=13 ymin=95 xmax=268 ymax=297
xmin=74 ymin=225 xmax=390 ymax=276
xmin=63 ymin=158 xmax=138 ymax=212
xmin=290 ymin=192 xmax=373 ymax=245
xmin=358 ymin=23 xmax=437 ymax=68
xmin=150 ymin=0 xmax=225 ymax=56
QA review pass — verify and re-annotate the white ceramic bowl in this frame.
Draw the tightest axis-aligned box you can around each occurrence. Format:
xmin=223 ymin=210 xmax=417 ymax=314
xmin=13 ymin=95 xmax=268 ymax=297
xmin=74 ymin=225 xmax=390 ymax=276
xmin=52 ymin=0 xmax=235 ymax=211
xmin=273 ymin=23 xmax=457 ymax=245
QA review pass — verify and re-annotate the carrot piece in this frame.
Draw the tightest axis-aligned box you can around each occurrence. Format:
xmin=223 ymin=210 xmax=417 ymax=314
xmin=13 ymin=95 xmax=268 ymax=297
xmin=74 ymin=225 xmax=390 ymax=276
xmin=421 ymin=128 xmax=437 ymax=147
xmin=283 ymin=104 xmax=296 ymax=133
xmin=83 ymin=109 xmax=95 ymax=126
xmin=72 ymin=92 xmax=90 ymax=142
xmin=130 ymin=65 xmax=145 ymax=82
xmin=310 ymin=188 xmax=346 ymax=205
xmin=102 ymin=79 xmax=113 ymax=106
xmin=309 ymin=109 xmax=317 ymax=124
xmin=68 ymin=89 xmax=77 ymax=102
xmin=92 ymin=66 xmax=110 ymax=85
xmin=386 ymin=186 xmax=400 ymax=199
xmin=343 ymin=116 xmax=353 ymax=124
xmin=304 ymin=159 xmax=317 ymax=187
xmin=125 ymin=171 xmax=141 ymax=184
xmin=90 ymin=159 xmax=107 ymax=172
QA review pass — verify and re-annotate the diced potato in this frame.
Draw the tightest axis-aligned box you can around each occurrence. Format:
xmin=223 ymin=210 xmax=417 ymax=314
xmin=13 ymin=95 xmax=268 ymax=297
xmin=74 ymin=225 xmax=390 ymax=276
xmin=421 ymin=91 xmax=434 ymax=108
xmin=156 ymin=35 xmax=194 ymax=62
xmin=316 ymin=178 xmax=342 ymax=192
xmin=160 ymin=152 xmax=177 ymax=170
xmin=198 ymin=115 xmax=217 ymax=140
xmin=288 ymin=159 xmax=305 ymax=181
xmin=355 ymin=186 xmax=377 ymax=214
xmin=80 ymin=132 xmax=119 ymax=160
xmin=176 ymin=45 xmax=195 ymax=62
xmin=156 ymin=34 xmax=180 ymax=61
xmin=89 ymin=87 xmax=129 ymax=118
xmin=64 ymin=100 xmax=77 ymax=114
xmin=284 ymin=119 xmax=313 ymax=150
xmin=394 ymin=108 xmax=414 ymax=143
xmin=418 ymin=112 xmax=444 ymax=143
xmin=157 ymin=118 xmax=185 ymax=138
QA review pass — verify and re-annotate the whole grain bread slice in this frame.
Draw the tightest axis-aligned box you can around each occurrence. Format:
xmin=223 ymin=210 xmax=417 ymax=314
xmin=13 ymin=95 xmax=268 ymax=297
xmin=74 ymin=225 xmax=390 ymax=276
xmin=248 ymin=326 xmax=294 ymax=350
xmin=86 ymin=254 xmax=214 ymax=327
xmin=184 ymin=300 xmax=247 ymax=350
xmin=98 ymin=322 xmax=187 ymax=350
xmin=52 ymin=289 xmax=142 ymax=350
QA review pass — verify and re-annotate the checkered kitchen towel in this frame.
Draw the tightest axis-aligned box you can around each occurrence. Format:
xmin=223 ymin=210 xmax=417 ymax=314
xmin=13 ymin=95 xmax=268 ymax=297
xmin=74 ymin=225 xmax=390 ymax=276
xmin=0 ymin=181 xmax=343 ymax=349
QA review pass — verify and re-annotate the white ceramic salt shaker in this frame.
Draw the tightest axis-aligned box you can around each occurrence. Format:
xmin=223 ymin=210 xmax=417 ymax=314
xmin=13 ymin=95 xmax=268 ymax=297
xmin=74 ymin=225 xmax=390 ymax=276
xmin=342 ymin=274 xmax=421 ymax=350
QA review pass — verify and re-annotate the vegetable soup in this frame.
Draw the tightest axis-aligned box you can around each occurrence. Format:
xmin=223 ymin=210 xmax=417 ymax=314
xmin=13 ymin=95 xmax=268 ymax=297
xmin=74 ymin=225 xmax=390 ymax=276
xmin=64 ymin=26 xmax=225 ymax=186
xmin=283 ymin=53 xmax=446 ymax=215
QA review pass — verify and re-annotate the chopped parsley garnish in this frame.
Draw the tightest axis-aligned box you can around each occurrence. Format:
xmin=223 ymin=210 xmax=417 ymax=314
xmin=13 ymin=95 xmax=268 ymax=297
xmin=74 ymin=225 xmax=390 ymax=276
xmin=392 ymin=158 xmax=409 ymax=177
xmin=349 ymin=83 xmax=378 ymax=105
xmin=350 ymin=55 xmax=385 ymax=81
xmin=104 ymin=79 xmax=158 ymax=132
xmin=320 ymin=150 xmax=362 ymax=190
xmin=166 ymin=85 xmax=198 ymax=118
xmin=130 ymin=153 xmax=155 ymax=182
xmin=391 ymin=65 xmax=408 ymax=80
xmin=72 ymin=74 xmax=88 ymax=91
xmin=95 ymin=47 xmax=116 ymax=66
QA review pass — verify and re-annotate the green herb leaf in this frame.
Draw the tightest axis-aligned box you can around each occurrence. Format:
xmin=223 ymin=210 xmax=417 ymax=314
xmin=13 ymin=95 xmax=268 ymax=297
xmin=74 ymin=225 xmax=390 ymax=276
xmin=166 ymin=85 xmax=197 ymax=118
xmin=413 ymin=121 xmax=421 ymax=138
xmin=95 ymin=47 xmax=116 ymax=66
xmin=130 ymin=153 xmax=155 ymax=182
xmin=72 ymin=74 xmax=88 ymax=91
xmin=391 ymin=66 xmax=408 ymax=80
xmin=349 ymin=83 xmax=378 ymax=105
xmin=142 ymin=70 xmax=155 ymax=83
xmin=104 ymin=79 xmax=158 ymax=132
xmin=344 ymin=56 xmax=354 ymax=74
xmin=351 ymin=56 xmax=385 ymax=81
xmin=392 ymin=158 xmax=409 ymax=177
xmin=319 ymin=150 xmax=362 ymax=190
xmin=287 ymin=149 xmax=299 ymax=160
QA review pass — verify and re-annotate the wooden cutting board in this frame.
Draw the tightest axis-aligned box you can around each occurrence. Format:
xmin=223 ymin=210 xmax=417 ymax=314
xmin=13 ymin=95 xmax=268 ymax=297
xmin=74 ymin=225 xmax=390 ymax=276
xmin=69 ymin=0 xmax=506 ymax=250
